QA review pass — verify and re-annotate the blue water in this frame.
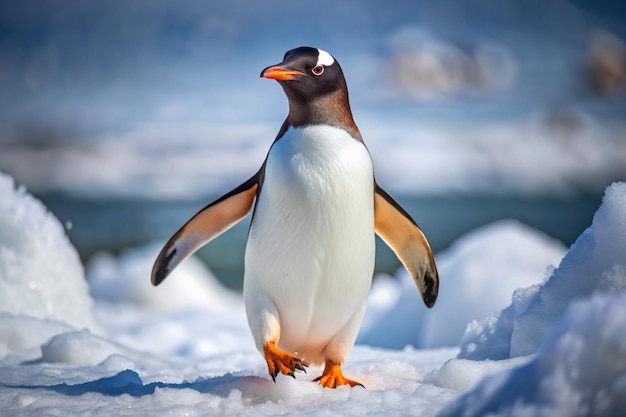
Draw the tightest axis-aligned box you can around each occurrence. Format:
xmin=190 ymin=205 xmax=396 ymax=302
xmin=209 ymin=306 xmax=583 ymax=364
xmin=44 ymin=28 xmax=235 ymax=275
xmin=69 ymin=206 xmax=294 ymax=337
xmin=40 ymin=192 xmax=601 ymax=290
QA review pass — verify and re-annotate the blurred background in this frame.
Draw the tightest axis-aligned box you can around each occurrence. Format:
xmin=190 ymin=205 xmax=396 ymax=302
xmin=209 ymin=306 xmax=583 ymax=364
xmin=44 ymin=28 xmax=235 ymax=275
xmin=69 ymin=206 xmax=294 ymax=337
xmin=1 ymin=0 xmax=625 ymax=289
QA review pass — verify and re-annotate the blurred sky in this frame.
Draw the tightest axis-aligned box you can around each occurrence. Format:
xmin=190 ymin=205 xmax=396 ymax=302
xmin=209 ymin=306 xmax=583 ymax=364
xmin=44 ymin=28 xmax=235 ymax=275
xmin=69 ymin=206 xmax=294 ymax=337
xmin=0 ymin=0 xmax=625 ymax=198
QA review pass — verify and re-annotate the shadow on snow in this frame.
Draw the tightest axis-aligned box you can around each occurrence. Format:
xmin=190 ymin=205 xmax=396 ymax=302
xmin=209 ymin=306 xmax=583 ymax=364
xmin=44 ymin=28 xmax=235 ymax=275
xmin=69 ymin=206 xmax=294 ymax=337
xmin=3 ymin=369 xmax=271 ymax=398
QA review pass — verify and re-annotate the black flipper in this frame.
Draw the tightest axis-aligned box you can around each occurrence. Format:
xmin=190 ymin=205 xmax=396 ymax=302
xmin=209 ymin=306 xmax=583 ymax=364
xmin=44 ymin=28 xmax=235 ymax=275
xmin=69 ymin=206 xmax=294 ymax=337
xmin=374 ymin=184 xmax=439 ymax=307
xmin=151 ymin=173 xmax=260 ymax=286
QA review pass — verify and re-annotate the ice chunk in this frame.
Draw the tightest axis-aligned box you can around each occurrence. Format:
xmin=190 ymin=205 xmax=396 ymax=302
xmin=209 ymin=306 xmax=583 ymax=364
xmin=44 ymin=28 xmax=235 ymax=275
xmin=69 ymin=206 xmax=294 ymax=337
xmin=441 ymin=293 xmax=626 ymax=417
xmin=0 ymin=172 xmax=96 ymax=335
xmin=460 ymin=182 xmax=626 ymax=360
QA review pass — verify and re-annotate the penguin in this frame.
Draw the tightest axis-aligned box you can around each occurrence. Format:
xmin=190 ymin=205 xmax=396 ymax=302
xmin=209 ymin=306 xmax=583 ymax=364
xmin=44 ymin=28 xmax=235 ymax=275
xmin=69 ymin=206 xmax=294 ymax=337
xmin=151 ymin=47 xmax=439 ymax=388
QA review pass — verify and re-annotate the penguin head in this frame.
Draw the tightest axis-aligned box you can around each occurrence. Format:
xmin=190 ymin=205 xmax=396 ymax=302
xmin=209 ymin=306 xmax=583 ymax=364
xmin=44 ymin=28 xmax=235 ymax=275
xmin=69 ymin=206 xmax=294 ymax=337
xmin=261 ymin=47 xmax=359 ymax=135
xmin=261 ymin=47 xmax=347 ymax=103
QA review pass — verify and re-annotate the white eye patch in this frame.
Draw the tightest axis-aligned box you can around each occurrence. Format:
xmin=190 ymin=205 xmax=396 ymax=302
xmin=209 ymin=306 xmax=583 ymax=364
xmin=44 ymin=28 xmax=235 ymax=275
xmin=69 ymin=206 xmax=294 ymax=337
xmin=316 ymin=49 xmax=335 ymax=67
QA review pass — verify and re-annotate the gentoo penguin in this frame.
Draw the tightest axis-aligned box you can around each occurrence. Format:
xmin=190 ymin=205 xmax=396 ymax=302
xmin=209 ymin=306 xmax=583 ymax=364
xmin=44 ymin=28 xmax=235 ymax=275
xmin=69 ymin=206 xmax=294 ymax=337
xmin=151 ymin=47 xmax=439 ymax=388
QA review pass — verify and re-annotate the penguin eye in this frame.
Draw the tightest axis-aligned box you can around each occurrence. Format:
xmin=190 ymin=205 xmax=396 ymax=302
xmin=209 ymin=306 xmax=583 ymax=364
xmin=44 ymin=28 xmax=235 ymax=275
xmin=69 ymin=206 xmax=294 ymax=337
xmin=311 ymin=65 xmax=324 ymax=76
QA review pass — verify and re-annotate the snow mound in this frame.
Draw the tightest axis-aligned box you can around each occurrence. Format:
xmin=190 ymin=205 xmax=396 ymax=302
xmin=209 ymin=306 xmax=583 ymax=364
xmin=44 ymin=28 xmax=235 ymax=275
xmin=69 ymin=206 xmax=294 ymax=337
xmin=359 ymin=220 xmax=565 ymax=349
xmin=0 ymin=172 xmax=96 ymax=336
xmin=440 ymin=293 xmax=626 ymax=417
xmin=86 ymin=242 xmax=250 ymax=359
xmin=422 ymin=220 xmax=565 ymax=348
xmin=0 ymin=314 xmax=73 ymax=360
xmin=429 ymin=355 xmax=530 ymax=393
xmin=460 ymin=182 xmax=626 ymax=360
xmin=40 ymin=330 xmax=125 ymax=366
xmin=86 ymin=242 xmax=240 ymax=312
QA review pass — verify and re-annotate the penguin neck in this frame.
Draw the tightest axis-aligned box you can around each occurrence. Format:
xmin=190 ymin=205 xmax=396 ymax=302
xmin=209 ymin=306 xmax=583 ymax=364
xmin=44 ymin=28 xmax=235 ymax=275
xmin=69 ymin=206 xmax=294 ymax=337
xmin=284 ymin=88 xmax=361 ymax=140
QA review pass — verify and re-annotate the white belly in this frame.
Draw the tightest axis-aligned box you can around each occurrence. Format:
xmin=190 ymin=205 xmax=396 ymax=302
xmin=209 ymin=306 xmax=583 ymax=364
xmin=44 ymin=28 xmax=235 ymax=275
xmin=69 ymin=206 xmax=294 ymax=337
xmin=243 ymin=125 xmax=375 ymax=362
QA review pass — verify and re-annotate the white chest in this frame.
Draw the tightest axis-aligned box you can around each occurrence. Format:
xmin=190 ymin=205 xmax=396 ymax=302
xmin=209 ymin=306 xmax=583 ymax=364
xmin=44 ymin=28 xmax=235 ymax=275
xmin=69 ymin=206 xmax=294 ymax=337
xmin=253 ymin=125 xmax=375 ymax=255
xmin=266 ymin=125 xmax=372 ymax=200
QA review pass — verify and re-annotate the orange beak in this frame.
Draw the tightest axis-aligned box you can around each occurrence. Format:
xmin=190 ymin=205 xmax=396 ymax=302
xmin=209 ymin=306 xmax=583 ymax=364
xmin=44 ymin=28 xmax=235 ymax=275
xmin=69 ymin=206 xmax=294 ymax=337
xmin=261 ymin=65 xmax=306 ymax=80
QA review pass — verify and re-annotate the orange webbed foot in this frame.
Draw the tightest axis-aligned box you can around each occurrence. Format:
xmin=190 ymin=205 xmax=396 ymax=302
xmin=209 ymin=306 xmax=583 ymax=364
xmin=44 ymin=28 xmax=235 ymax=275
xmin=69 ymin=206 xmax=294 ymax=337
xmin=263 ymin=341 xmax=308 ymax=382
xmin=315 ymin=361 xmax=364 ymax=389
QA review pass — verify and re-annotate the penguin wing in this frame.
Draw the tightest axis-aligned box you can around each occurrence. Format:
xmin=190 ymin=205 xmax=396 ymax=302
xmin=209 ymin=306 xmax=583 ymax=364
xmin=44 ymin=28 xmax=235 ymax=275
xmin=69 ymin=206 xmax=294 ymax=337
xmin=151 ymin=173 xmax=260 ymax=286
xmin=374 ymin=184 xmax=439 ymax=308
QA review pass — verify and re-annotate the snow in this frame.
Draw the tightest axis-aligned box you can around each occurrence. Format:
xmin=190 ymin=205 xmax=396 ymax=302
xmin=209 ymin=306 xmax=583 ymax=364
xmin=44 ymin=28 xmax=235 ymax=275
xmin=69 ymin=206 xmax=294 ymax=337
xmin=0 ymin=173 xmax=97 ymax=337
xmin=1 ymin=173 xmax=625 ymax=416
xmin=441 ymin=293 xmax=626 ymax=417
xmin=446 ymin=182 xmax=626 ymax=416
xmin=86 ymin=243 xmax=241 ymax=313
xmin=460 ymin=182 xmax=626 ymax=360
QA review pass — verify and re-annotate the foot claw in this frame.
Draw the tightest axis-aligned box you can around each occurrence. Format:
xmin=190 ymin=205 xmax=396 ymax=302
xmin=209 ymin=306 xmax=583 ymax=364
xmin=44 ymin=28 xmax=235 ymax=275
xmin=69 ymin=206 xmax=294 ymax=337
xmin=316 ymin=361 xmax=363 ymax=389
xmin=263 ymin=342 xmax=309 ymax=382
